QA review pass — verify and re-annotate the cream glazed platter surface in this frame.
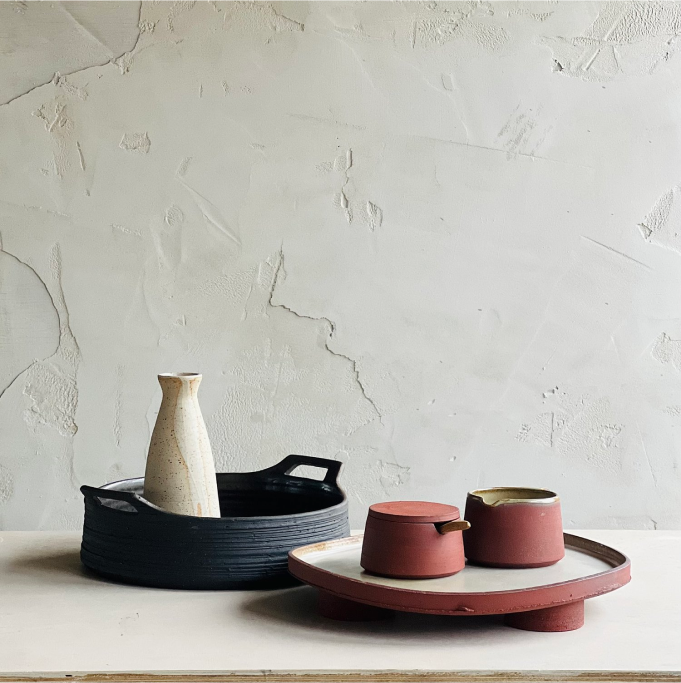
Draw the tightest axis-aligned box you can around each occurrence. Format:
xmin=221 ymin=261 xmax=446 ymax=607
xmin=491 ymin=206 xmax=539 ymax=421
xmin=288 ymin=533 xmax=631 ymax=631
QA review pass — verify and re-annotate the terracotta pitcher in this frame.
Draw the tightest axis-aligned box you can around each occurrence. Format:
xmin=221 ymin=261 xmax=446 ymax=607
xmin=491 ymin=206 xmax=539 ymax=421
xmin=143 ymin=373 xmax=221 ymax=517
xmin=463 ymin=487 xmax=564 ymax=567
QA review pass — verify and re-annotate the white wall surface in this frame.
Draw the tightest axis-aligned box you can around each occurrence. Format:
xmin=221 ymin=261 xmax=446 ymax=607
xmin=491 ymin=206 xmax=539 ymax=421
xmin=1 ymin=1 xmax=681 ymax=531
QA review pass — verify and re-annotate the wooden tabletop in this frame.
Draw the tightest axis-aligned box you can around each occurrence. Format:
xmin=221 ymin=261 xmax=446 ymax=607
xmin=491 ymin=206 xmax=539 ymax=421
xmin=0 ymin=530 xmax=679 ymax=682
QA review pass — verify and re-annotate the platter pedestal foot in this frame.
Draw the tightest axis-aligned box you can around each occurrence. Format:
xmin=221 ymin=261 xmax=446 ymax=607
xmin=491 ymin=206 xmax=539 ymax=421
xmin=318 ymin=590 xmax=392 ymax=621
xmin=504 ymin=600 xmax=585 ymax=632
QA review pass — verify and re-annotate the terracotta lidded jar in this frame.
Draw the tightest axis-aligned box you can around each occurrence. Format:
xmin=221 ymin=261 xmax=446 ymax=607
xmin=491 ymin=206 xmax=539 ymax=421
xmin=463 ymin=487 xmax=564 ymax=568
xmin=143 ymin=373 xmax=221 ymax=518
xmin=360 ymin=501 xmax=470 ymax=579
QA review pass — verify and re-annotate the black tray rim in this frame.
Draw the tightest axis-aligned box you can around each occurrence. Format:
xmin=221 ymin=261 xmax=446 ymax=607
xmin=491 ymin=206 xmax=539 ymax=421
xmin=82 ymin=454 xmax=348 ymax=524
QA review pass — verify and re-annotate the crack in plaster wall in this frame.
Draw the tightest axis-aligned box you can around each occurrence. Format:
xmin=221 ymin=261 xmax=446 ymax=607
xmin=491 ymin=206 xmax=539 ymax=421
xmin=267 ymin=251 xmax=382 ymax=421
xmin=0 ymin=235 xmax=61 ymax=404
xmin=0 ymin=0 xmax=143 ymax=107
xmin=22 ymin=243 xmax=81 ymax=438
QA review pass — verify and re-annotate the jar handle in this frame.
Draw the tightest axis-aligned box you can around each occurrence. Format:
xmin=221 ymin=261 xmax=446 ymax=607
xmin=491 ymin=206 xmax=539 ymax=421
xmin=436 ymin=519 xmax=471 ymax=534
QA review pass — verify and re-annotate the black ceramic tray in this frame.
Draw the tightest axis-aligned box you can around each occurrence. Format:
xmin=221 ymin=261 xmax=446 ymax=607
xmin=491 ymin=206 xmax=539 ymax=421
xmin=80 ymin=454 xmax=349 ymax=590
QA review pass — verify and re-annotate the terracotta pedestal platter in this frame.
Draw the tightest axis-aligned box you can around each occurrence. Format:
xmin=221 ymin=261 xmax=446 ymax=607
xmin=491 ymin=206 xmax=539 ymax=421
xmin=288 ymin=533 xmax=631 ymax=632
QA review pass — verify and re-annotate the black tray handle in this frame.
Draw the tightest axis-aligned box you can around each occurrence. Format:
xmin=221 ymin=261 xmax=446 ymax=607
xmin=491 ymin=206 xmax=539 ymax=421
xmin=80 ymin=485 xmax=158 ymax=514
xmin=266 ymin=454 xmax=342 ymax=487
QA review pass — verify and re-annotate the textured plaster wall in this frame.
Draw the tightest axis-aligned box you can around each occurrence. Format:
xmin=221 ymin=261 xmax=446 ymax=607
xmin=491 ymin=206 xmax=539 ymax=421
xmin=1 ymin=1 xmax=681 ymax=531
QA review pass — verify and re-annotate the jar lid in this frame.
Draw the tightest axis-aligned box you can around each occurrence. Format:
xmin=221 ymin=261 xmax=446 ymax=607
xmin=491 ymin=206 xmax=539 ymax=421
xmin=368 ymin=501 xmax=460 ymax=524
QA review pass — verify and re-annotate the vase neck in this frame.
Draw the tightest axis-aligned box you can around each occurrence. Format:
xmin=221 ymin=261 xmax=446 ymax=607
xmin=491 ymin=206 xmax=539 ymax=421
xmin=158 ymin=373 xmax=202 ymax=396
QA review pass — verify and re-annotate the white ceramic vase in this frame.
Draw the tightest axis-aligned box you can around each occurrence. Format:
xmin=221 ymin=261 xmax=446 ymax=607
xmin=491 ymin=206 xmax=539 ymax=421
xmin=143 ymin=373 xmax=221 ymax=517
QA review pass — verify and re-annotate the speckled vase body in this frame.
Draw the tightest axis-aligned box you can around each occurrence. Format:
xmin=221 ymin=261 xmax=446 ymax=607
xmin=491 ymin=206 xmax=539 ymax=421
xmin=143 ymin=373 xmax=220 ymax=518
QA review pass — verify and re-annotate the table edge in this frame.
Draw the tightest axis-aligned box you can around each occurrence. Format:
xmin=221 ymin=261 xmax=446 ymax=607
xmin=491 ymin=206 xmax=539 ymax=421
xmin=1 ymin=671 xmax=679 ymax=683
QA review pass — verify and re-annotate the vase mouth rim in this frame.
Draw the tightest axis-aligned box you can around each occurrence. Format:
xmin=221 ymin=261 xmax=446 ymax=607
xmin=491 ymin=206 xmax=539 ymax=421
xmin=158 ymin=372 xmax=201 ymax=379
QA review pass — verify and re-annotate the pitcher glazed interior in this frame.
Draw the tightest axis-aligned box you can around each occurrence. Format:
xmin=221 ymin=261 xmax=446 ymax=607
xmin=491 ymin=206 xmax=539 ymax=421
xmin=469 ymin=487 xmax=559 ymax=506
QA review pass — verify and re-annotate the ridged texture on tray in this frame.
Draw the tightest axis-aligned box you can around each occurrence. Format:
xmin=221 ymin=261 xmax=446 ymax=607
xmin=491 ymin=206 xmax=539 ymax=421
xmin=81 ymin=455 xmax=349 ymax=589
